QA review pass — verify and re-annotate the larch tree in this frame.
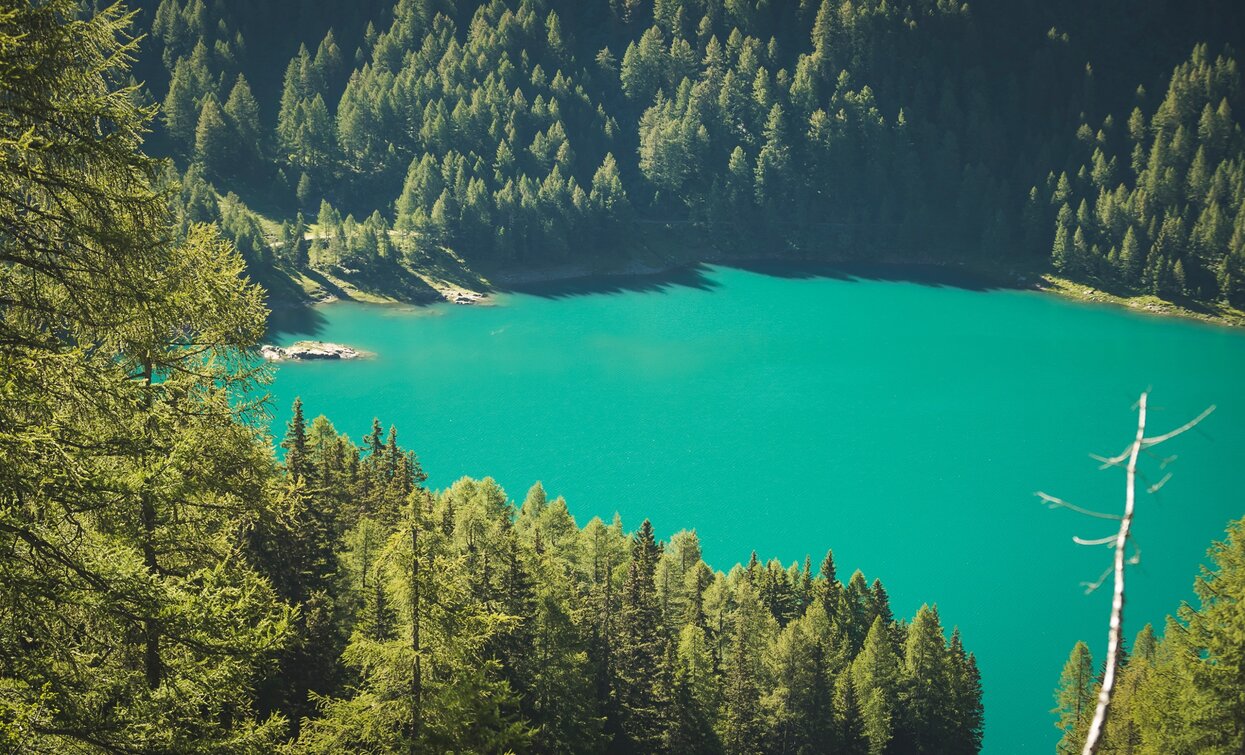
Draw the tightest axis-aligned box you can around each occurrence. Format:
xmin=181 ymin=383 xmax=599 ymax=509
xmin=1054 ymin=642 xmax=1097 ymax=753
xmin=0 ymin=2 xmax=290 ymax=748
xmin=615 ymin=518 xmax=670 ymax=751
xmin=853 ymin=616 xmax=901 ymax=755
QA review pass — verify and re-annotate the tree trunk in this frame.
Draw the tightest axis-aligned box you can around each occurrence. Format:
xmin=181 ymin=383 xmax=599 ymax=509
xmin=141 ymin=360 xmax=161 ymax=689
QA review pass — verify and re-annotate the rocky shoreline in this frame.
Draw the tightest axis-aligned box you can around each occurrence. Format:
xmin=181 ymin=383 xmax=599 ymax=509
xmin=261 ymin=341 xmax=372 ymax=361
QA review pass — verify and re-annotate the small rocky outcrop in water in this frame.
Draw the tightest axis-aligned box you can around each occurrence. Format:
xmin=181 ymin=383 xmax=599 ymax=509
xmin=261 ymin=341 xmax=371 ymax=361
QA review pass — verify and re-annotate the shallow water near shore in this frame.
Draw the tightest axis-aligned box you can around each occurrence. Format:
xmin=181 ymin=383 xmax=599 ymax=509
xmin=265 ymin=262 xmax=1245 ymax=752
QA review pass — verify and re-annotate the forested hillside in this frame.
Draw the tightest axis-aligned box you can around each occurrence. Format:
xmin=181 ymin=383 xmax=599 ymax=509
xmin=1 ymin=3 xmax=985 ymax=751
xmin=1044 ymin=45 xmax=1245 ymax=302
xmin=1053 ymin=516 xmax=1245 ymax=753
xmin=131 ymin=0 xmax=1245 ymax=310
xmin=270 ymin=402 xmax=986 ymax=753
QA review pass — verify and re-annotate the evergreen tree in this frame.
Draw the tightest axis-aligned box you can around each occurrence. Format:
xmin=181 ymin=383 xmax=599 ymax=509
xmin=163 ymin=57 xmax=200 ymax=146
xmin=719 ymin=577 xmax=773 ymax=753
xmin=834 ymin=668 xmax=871 ymax=755
xmin=615 ymin=519 xmax=670 ymax=751
xmin=296 ymin=172 xmax=316 ymax=210
xmin=946 ymin=629 xmax=985 ymax=753
xmin=1053 ymin=641 xmax=1096 ymax=754
xmin=194 ymin=94 xmax=232 ymax=175
xmin=667 ymin=622 xmax=721 ymax=753
xmin=854 ymin=616 xmax=900 ymax=755
xmin=0 ymin=5 xmax=289 ymax=747
xmin=224 ymin=73 xmax=261 ymax=151
xmin=899 ymin=605 xmax=953 ymax=752
xmin=283 ymin=397 xmax=309 ymax=480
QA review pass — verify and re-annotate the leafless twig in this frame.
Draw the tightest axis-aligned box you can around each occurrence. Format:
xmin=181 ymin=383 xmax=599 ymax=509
xmin=1035 ymin=492 xmax=1120 ymax=520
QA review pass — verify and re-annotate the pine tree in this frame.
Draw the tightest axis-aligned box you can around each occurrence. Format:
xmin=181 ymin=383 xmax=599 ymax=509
xmin=1053 ymin=641 xmax=1096 ymax=754
xmin=296 ymin=172 xmax=315 ymax=211
xmin=767 ymin=600 xmax=841 ymax=752
xmin=946 ymin=629 xmax=985 ymax=753
xmin=899 ymin=605 xmax=952 ymax=752
xmin=224 ymin=73 xmax=261 ymax=151
xmin=194 ymin=95 xmax=231 ymax=175
xmin=854 ymin=616 xmax=900 ymax=755
xmin=615 ymin=519 xmax=670 ymax=751
xmin=1119 ymin=225 xmax=1144 ymax=283
xmin=590 ymin=153 xmax=631 ymax=220
xmin=163 ymin=57 xmax=200 ymax=146
xmin=1101 ymin=624 xmax=1154 ymax=752
xmin=719 ymin=578 xmax=772 ymax=752
xmin=282 ymin=397 xmax=309 ymax=480
xmin=845 ymin=570 xmax=871 ymax=651
xmin=835 ymin=668 xmax=871 ymax=755
xmin=0 ymin=6 xmax=289 ymax=747
xmin=755 ymin=103 xmax=791 ymax=210
xmin=1137 ymin=518 xmax=1245 ymax=750
xmin=667 ymin=623 xmax=721 ymax=753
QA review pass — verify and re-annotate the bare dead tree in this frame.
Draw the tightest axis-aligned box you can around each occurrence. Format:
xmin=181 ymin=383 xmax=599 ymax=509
xmin=1037 ymin=391 xmax=1214 ymax=755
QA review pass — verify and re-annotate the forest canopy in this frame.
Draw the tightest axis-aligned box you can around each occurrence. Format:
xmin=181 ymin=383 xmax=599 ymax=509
xmin=0 ymin=5 xmax=983 ymax=751
xmin=4 ymin=0 xmax=1245 ymax=752
xmin=137 ymin=0 xmax=1245 ymax=310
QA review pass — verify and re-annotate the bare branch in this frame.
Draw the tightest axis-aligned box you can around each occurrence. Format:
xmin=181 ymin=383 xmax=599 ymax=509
xmin=1090 ymin=452 xmax=1127 ymax=469
xmin=1141 ymin=405 xmax=1216 ymax=447
xmin=1146 ymin=473 xmax=1173 ymax=494
xmin=1081 ymin=566 xmax=1113 ymax=594
xmin=1094 ymin=445 xmax=1134 ymax=469
xmin=1073 ymin=535 xmax=1117 ymax=546
xmin=1035 ymin=492 xmax=1121 ymax=520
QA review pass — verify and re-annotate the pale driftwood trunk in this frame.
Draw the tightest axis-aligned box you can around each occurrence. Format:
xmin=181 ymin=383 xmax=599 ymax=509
xmin=1080 ymin=394 xmax=1146 ymax=755
xmin=1057 ymin=394 xmax=1214 ymax=755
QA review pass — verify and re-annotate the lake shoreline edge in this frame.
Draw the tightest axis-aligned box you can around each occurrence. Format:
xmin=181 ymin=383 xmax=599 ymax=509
xmin=272 ymin=249 xmax=1245 ymax=329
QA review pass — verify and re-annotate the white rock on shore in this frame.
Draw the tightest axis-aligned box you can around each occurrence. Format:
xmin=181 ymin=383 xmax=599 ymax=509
xmin=261 ymin=341 xmax=371 ymax=361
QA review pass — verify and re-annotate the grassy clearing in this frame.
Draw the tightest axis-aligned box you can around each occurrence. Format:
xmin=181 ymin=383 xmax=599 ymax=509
xmin=1033 ymin=272 xmax=1245 ymax=327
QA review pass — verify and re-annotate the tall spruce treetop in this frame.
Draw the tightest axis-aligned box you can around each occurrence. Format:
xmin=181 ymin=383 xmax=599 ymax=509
xmin=283 ymin=396 xmax=309 ymax=480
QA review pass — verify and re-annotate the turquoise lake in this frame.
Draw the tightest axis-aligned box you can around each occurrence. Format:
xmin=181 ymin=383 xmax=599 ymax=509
xmin=264 ymin=263 xmax=1245 ymax=752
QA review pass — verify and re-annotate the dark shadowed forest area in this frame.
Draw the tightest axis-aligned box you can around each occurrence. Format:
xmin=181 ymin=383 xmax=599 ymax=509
xmin=135 ymin=0 xmax=1245 ymax=314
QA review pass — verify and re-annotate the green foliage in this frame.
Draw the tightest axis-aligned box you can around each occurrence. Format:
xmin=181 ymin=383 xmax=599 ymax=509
xmin=1047 ymin=45 xmax=1245 ymax=305
xmin=1060 ymin=517 xmax=1245 ymax=753
xmin=248 ymin=414 xmax=986 ymax=753
xmin=194 ymin=94 xmax=231 ymax=175
xmin=224 ymin=73 xmax=262 ymax=152
xmin=1053 ymin=641 xmax=1096 ymax=753
xmin=132 ymin=0 xmax=1245 ymax=317
xmin=854 ymin=616 xmax=901 ymax=755
xmin=0 ymin=3 xmax=288 ymax=749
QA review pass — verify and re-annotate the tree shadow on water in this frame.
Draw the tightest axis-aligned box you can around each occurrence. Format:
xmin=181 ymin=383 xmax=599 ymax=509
xmin=498 ymin=258 xmax=1024 ymax=300
xmin=725 ymin=259 xmax=1026 ymax=292
xmin=495 ymin=263 xmax=723 ymax=299
xmin=266 ymin=302 xmax=327 ymax=338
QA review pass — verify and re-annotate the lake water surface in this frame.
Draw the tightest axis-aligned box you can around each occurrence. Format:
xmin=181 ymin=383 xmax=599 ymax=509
xmin=266 ymin=263 xmax=1245 ymax=752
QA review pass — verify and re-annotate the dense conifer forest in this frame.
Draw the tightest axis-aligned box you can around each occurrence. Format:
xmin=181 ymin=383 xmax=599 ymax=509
xmin=4 ymin=1 xmax=1245 ymax=753
xmin=2 ymin=5 xmax=987 ymax=750
xmin=132 ymin=0 xmax=1245 ymax=311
